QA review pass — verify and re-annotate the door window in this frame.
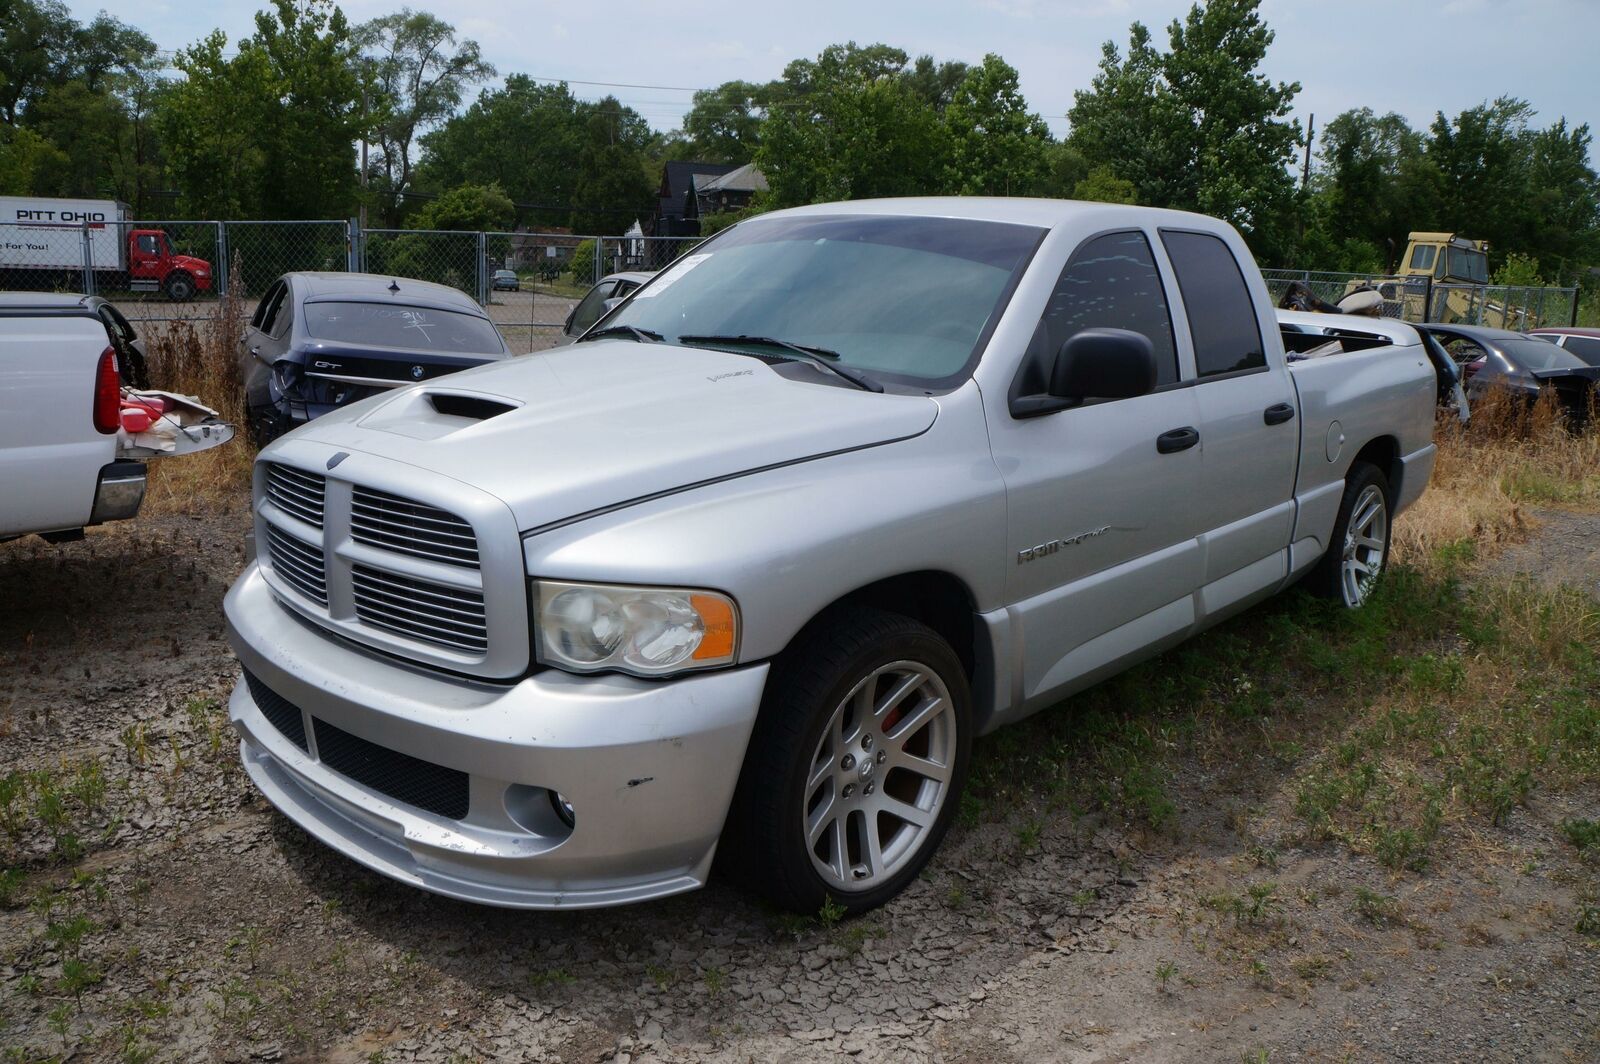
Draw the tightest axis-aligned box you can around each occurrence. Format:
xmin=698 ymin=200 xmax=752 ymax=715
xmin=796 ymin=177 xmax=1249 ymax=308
xmin=568 ymin=281 xmax=618 ymax=335
xmin=136 ymin=234 xmax=159 ymax=256
xmin=1030 ymin=230 xmax=1179 ymax=388
xmin=258 ymin=284 xmax=290 ymax=337
xmin=1408 ymin=245 xmax=1436 ymax=271
xmin=1160 ymin=231 xmax=1266 ymax=378
xmin=1562 ymin=336 xmax=1600 ymax=364
xmin=251 ymin=282 xmax=284 ymax=330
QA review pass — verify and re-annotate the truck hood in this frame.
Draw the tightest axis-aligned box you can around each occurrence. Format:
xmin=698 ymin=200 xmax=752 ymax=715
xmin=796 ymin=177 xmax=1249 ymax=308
xmin=280 ymin=340 xmax=939 ymax=531
xmin=171 ymin=254 xmax=211 ymax=273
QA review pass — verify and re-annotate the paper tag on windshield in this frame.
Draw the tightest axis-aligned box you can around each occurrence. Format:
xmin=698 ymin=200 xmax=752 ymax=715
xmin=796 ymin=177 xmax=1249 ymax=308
xmin=633 ymin=253 xmax=711 ymax=298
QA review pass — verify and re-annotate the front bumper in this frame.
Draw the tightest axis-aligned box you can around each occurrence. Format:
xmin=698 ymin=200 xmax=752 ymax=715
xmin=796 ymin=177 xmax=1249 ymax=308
xmin=225 ymin=564 xmax=768 ymax=908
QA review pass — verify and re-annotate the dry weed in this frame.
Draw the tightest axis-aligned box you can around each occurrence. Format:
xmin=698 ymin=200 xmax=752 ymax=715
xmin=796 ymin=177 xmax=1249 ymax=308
xmin=137 ymin=267 xmax=256 ymax=515
xmin=1393 ymin=387 xmax=1600 ymax=571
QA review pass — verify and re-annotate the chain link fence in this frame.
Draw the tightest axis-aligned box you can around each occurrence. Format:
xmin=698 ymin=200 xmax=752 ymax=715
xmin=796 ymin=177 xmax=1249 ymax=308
xmin=1262 ymin=268 xmax=1579 ymax=330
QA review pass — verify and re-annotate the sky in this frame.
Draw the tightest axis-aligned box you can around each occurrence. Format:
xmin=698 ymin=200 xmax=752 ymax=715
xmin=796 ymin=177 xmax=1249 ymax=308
xmin=74 ymin=0 xmax=1600 ymax=157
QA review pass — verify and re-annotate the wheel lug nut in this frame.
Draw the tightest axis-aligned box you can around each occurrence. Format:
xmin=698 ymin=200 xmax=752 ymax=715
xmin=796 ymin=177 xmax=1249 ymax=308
xmin=842 ymin=784 xmax=855 ymax=799
xmin=876 ymin=750 xmax=886 ymax=765
xmin=864 ymin=782 xmax=875 ymax=795
xmin=862 ymin=735 xmax=874 ymax=751
xmin=841 ymin=754 xmax=855 ymax=770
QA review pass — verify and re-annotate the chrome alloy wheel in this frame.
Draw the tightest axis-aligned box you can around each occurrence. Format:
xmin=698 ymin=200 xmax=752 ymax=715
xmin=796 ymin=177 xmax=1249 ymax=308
xmin=1340 ymin=484 xmax=1388 ymax=607
xmin=802 ymin=660 xmax=956 ymax=892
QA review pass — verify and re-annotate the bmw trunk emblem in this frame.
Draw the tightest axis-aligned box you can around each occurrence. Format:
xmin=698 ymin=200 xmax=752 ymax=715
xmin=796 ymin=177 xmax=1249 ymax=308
xmin=410 ymin=365 xmax=425 ymax=380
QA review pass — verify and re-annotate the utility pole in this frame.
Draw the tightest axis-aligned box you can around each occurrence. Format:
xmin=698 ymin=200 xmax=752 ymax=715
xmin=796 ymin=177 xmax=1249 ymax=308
xmin=359 ymin=79 xmax=370 ymax=233
xmin=1301 ymin=113 xmax=1315 ymax=191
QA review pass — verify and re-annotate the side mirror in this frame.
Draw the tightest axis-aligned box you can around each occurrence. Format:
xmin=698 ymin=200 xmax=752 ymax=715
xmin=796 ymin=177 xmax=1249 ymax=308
xmin=1050 ymin=328 xmax=1156 ymax=400
xmin=602 ymin=297 xmax=623 ymax=312
xmin=1013 ymin=328 xmax=1156 ymax=418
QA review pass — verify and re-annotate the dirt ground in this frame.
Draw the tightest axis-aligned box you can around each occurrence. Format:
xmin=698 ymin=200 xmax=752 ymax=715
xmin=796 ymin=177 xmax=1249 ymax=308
xmin=3 ymin=503 xmax=1599 ymax=1063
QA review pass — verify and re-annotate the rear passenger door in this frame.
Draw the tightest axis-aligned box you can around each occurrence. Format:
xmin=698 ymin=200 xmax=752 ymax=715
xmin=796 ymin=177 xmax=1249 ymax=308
xmin=1159 ymin=230 xmax=1299 ymax=616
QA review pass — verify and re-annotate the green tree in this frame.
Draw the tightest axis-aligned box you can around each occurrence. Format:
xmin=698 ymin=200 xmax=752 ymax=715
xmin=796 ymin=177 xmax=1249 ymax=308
xmin=158 ymin=1 xmax=362 ymax=219
xmin=569 ymin=95 xmax=656 ymax=234
xmin=943 ymin=54 xmax=1050 ymax=196
xmin=681 ymin=80 xmax=774 ymax=164
xmin=408 ymin=183 xmax=514 ymax=231
xmin=355 ymin=9 xmax=494 ymax=224
xmin=1074 ymin=165 xmax=1137 ymax=204
xmin=156 ymin=30 xmax=272 ymax=216
xmin=1068 ymin=0 xmax=1301 ymax=256
xmin=416 ymin=76 xmax=588 ymax=228
xmin=757 ymin=42 xmax=947 ymax=207
xmin=902 ymin=55 xmax=969 ymax=113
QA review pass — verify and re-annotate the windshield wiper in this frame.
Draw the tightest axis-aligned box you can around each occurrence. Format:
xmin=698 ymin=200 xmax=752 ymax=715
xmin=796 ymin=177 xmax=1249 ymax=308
xmin=677 ymin=334 xmax=883 ymax=393
xmin=579 ymin=324 xmax=661 ymax=344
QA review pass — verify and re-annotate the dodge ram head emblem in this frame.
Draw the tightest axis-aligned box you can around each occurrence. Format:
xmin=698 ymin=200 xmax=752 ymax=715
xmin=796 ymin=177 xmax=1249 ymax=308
xmin=410 ymin=365 xmax=425 ymax=380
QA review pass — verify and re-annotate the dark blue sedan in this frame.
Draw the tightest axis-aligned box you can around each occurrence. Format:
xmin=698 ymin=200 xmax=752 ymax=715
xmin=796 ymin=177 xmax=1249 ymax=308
xmin=239 ymin=272 xmax=510 ymax=444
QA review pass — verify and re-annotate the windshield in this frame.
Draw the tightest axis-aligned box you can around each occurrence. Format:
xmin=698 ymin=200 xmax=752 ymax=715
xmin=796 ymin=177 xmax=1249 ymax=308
xmin=303 ymin=301 xmax=506 ymax=354
xmin=1446 ymin=246 xmax=1489 ymax=283
xmin=604 ymin=214 xmax=1044 ymax=385
xmin=1500 ymin=337 xmax=1589 ymax=372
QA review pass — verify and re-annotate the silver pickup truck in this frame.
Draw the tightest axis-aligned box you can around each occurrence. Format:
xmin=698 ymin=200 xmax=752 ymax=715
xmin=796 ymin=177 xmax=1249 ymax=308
xmin=225 ymin=199 xmax=1436 ymax=914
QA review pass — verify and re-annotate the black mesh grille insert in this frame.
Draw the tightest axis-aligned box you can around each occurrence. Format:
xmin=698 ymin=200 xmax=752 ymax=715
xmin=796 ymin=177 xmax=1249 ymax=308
xmin=242 ymin=668 xmax=308 ymax=751
xmin=312 ymin=718 xmax=469 ymax=820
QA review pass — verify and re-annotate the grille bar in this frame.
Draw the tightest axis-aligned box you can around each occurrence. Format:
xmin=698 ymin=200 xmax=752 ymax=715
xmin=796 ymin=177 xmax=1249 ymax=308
xmin=264 ymin=525 xmax=327 ymax=606
xmin=351 ymin=565 xmax=488 ymax=653
xmin=351 ymin=487 xmax=479 ymax=569
xmin=312 ymin=717 xmax=469 ymax=819
xmin=264 ymin=464 xmax=326 ymax=528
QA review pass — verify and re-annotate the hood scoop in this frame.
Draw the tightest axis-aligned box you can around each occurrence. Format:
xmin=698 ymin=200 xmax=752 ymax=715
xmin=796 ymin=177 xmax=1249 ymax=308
xmin=360 ymin=388 xmax=523 ymax=440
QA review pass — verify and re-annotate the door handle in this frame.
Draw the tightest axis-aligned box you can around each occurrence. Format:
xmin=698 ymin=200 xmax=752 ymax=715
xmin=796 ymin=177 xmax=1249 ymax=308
xmin=1156 ymin=426 xmax=1200 ymax=454
xmin=1263 ymin=402 xmax=1295 ymax=425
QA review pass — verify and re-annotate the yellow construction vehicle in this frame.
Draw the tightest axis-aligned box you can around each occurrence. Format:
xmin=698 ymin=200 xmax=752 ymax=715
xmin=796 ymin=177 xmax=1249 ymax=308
xmin=1350 ymin=232 xmax=1540 ymax=328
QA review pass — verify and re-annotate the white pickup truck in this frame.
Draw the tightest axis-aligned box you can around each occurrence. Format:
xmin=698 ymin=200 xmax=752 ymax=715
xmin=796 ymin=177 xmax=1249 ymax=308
xmin=1 ymin=293 xmax=233 ymax=543
xmin=226 ymin=199 xmax=1438 ymax=914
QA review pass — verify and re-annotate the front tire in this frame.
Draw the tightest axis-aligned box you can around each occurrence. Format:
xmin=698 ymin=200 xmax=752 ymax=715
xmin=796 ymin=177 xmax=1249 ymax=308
xmin=164 ymin=272 xmax=196 ymax=302
xmin=723 ymin=608 xmax=971 ymax=915
xmin=1308 ymin=462 xmax=1391 ymax=608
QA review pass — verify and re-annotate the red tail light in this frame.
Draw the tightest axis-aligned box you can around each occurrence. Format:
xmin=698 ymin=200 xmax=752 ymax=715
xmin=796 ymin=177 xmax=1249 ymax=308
xmin=93 ymin=346 xmax=121 ymax=434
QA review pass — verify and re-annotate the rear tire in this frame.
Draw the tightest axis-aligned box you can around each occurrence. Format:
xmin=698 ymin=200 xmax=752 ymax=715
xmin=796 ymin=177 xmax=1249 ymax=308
xmin=722 ymin=607 xmax=971 ymax=915
xmin=1307 ymin=462 xmax=1391 ymax=608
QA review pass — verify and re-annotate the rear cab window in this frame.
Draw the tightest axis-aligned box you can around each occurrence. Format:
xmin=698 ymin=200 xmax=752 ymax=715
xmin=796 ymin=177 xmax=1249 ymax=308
xmin=1160 ymin=230 xmax=1266 ymax=378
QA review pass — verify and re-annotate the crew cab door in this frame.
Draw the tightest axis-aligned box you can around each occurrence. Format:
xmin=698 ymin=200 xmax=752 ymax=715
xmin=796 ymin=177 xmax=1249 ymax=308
xmin=1159 ymin=230 xmax=1299 ymax=619
xmin=989 ymin=229 xmax=1205 ymax=711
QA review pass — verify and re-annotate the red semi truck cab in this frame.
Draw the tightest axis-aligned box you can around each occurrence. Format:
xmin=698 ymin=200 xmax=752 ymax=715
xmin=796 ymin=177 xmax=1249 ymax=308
xmin=127 ymin=228 xmax=213 ymax=300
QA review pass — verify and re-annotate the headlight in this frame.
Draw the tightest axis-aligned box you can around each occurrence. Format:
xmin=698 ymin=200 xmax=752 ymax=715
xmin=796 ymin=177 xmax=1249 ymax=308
xmin=533 ymin=580 xmax=738 ymax=677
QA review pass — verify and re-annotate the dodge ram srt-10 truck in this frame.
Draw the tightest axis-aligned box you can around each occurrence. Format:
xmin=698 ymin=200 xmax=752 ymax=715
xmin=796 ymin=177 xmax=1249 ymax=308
xmin=225 ymin=199 xmax=1437 ymax=914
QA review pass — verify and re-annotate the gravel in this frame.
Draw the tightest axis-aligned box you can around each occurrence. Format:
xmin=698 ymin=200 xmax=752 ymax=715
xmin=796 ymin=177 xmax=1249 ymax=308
xmin=2 ymin=507 xmax=1598 ymax=1062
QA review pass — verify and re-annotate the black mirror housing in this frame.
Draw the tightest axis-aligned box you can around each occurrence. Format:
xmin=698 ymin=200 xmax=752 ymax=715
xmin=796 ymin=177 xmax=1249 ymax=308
xmin=1049 ymin=328 xmax=1157 ymax=402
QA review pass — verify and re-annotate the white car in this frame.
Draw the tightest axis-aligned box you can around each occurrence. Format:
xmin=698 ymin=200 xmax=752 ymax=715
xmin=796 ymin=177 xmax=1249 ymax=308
xmin=1 ymin=293 xmax=233 ymax=543
xmin=558 ymin=271 xmax=654 ymax=343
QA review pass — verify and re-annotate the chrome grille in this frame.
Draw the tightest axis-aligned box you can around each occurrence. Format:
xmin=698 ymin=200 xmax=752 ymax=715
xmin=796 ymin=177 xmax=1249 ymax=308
xmin=264 ymin=525 xmax=327 ymax=606
xmin=264 ymin=463 xmax=325 ymax=528
xmin=351 ymin=564 xmax=488 ymax=653
xmin=350 ymin=487 xmax=479 ymax=569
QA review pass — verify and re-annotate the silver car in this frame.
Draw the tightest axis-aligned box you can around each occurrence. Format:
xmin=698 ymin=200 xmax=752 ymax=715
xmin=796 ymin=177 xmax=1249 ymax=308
xmin=558 ymin=271 xmax=653 ymax=343
xmin=226 ymin=199 xmax=1436 ymax=913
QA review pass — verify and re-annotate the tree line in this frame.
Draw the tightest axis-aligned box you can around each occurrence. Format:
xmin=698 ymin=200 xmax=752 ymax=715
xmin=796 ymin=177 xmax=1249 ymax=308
xmin=1 ymin=0 xmax=1595 ymax=281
